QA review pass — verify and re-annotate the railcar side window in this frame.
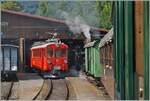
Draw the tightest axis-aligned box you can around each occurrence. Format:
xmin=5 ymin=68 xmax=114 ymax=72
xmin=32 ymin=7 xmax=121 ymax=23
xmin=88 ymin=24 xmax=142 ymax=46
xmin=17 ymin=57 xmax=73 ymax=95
xmin=33 ymin=50 xmax=35 ymax=57
xmin=38 ymin=49 xmax=41 ymax=57
xmin=48 ymin=48 xmax=53 ymax=57
xmin=33 ymin=49 xmax=41 ymax=57
xmin=45 ymin=49 xmax=47 ymax=57
xmin=33 ymin=50 xmax=36 ymax=57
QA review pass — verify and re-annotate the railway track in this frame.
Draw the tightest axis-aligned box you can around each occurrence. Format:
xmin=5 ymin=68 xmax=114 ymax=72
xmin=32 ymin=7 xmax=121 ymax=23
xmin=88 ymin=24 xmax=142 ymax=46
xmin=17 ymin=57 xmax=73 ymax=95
xmin=86 ymin=76 xmax=111 ymax=99
xmin=1 ymin=82 xmax=13 ymax=100
xmin=3 ymin=78 xmax=73 ymax=100
xmin=33 ymin=79 xmax=69 ymax=100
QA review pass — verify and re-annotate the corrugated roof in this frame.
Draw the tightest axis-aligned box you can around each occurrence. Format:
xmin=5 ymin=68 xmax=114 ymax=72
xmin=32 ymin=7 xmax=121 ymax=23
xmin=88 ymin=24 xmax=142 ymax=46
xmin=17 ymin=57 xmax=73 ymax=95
xmin=99 ymin=28 xmax=113 ymax=48
xmin=1 ymin=9 xmax=66 ymax=25
xmin=1 ymin=9 xmax=110 ymax=33
xmin=84 ymin=40 xmax=96 ymax=48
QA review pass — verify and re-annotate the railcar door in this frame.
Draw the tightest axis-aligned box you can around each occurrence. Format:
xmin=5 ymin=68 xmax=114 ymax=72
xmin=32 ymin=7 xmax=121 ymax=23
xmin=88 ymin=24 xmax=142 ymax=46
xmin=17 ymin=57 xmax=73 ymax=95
xmin=3 ymin=47 xmax=10 ymax=71
xmin=10 ymin=47 xmax=18 ymax=71
xmin=47 ymin=47 xmax=54 ymax=70
xmin=2 ymin=46 xmax=18 ymax=72
xmin=43 ymin=48 xmax=48 ymax=71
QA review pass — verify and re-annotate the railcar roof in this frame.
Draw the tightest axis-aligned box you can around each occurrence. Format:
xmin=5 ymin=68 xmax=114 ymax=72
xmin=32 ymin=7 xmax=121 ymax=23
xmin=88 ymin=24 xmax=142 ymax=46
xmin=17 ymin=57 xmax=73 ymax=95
xmin=31 ymin=42 xmax=67 ymax=49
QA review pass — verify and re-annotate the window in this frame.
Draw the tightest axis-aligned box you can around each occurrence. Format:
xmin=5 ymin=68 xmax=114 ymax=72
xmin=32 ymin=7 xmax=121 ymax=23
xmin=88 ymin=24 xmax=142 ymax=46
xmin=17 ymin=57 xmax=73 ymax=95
xmin=55 ymin=48 xmax=66 ymax=58
xmin=55 ymin=49 xmax=61 ymax=58
xmin=48 ymin=48 xmax=53 ymax=57
xmin=61 ymin=49 xmax=66 ymax=57
xmin=33 ymin=49 xmax=41 ymax=57
xmin=33 ymin=50 xmax=36 ymax=57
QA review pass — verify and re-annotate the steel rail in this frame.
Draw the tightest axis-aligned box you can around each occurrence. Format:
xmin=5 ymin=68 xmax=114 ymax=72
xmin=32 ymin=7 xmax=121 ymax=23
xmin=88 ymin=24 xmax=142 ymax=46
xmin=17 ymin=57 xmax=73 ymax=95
xmin=1 ymin=82 xmax=13 ymax=100
xmin=33 ymin=79 xmax=52 ymax=100
xmin=48 ymin=79 xmax=69 ymax=100
xmin=33 ymin=79 xmax=69 ymax=100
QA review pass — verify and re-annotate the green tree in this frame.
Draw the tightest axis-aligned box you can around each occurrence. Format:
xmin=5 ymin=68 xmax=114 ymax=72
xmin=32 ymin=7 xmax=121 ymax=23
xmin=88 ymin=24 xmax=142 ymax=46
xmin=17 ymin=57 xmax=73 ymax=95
xmin=36 ymin=1 xmax=69 ymax=18
xmin=36 ymin=1 xmax=49 ymax=16
xmin=1 ymin=1 xmax=22 ymax=11
xmin=58 ymin=0 xmax=68 ymax=11
xmin=95 ymin=1 xmax=112 ymax=29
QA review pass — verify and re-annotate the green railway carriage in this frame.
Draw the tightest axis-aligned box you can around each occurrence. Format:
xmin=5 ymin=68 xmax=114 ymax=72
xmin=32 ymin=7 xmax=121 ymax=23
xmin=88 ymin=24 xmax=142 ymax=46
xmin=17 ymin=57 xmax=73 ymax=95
xmin=113 ymin=1 xmax=149 ymax=100
xmin=84 ymin=40 xmax=103 ymax=78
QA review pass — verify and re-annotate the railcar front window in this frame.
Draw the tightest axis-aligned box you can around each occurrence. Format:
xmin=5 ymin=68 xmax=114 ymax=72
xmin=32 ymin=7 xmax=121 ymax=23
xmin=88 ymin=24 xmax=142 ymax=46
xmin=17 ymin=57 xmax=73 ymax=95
xmin=55 ymin=49 xmax=61 ymax=58
xmin=61 ymin=49 xmax=66 ymax=57
xmin=55 ymin=49 xmax=66 ymax=58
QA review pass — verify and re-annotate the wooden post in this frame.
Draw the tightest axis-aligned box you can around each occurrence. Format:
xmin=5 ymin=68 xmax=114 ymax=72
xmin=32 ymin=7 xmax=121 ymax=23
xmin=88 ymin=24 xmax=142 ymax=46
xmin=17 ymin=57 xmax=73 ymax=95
xmin=19 ymin=38 xmax=24 ymax=72
xmin=135 ymin=1 xmax=144 ymax=76
xmin=134 ymin=1 xmax=144 ymax=99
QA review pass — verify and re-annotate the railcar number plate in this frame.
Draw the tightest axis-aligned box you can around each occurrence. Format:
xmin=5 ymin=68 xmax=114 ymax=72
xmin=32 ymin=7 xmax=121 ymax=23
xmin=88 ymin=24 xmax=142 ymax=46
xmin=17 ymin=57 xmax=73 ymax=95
xmin=54 ymin=66 xmax=60 ymax=70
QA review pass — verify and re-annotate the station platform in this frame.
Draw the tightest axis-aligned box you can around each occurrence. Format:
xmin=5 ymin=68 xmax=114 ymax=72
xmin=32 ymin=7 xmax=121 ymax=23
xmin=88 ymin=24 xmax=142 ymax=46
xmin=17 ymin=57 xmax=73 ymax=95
xmin=16 ymin=73 xmax=43 ymax=100
xmin=67 ymin=77 xmax=105 ymax=100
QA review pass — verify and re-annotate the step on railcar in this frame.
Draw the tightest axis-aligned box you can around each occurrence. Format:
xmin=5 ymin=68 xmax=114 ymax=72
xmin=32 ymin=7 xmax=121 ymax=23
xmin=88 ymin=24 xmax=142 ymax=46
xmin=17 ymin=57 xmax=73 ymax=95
xmin=30 ymin=38 xmax=68 ymax=78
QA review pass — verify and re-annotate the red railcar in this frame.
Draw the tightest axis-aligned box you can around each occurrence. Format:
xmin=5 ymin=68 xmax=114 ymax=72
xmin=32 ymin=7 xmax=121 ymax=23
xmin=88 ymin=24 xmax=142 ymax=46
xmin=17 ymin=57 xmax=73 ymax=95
xmin=30 ymin=39 xmax=68 ymax=74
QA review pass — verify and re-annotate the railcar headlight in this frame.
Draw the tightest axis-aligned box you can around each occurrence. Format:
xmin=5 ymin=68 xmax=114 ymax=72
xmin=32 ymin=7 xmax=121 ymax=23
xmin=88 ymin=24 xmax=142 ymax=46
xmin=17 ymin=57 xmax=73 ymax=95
xmin=47 ymin=60 xmax=51 ymax=64
xmin=64 ymin=60 xmax=67 ymax=63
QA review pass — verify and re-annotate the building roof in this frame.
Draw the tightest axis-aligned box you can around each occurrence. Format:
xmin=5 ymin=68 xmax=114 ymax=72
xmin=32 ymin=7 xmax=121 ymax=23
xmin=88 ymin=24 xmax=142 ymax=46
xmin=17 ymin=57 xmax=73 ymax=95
xmin=1 ymin=9 xmax=109 ymax=40
xmin=99 ymin=28 xmax=113 ymax=48
xmin=1 ymin=9 xmax=66 ymax=25
xmin=1 ymin=9 xmax=109 ymax=33
xmin=84 ymin=40 xmax=96 ymax=48
xmin=91 ymin=27 xmax=108 ymax=33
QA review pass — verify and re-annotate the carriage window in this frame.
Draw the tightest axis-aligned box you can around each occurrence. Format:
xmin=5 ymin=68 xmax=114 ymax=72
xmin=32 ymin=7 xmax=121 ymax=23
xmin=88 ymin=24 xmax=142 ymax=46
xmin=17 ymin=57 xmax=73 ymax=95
xmin=48 ymin=48 xmax=53 ymax=57
xmin=61 ymin=49 xmax=66 ymax=57
xmin=33 ymin=50 xmax=36 ymax=57
xmin=33 ymin=49 xmax=41 ymax=57
xmin=55 ymin=49 xmax=66 ymax=58
xmin=38 ymin=50 xmax=41 ymax=57
xmin=55 ymin=49 xmax=61 ymax=58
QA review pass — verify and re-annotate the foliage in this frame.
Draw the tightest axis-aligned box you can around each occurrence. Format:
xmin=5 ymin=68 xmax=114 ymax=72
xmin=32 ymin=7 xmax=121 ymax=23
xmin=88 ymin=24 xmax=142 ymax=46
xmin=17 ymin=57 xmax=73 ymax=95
xmin=36 ymin=1 xmax=49 ymax=16
xmin=1 ymin=1 xmax=22 ymax=11
xmin=1 ymin=1 xmax=113 ymax=29
xmin=35 ymin=1 xmax=100 ymax=27
xmin=95 ymin=1 xmax=112 ymax=29
xmin=20 ymin=1 xmax=39 ymax=14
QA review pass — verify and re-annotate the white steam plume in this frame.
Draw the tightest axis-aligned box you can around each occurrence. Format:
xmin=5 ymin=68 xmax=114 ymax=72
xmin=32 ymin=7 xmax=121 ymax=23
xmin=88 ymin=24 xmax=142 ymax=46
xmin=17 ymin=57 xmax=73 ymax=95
xmin=60 ymin=10 xmax=91 ymax=40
